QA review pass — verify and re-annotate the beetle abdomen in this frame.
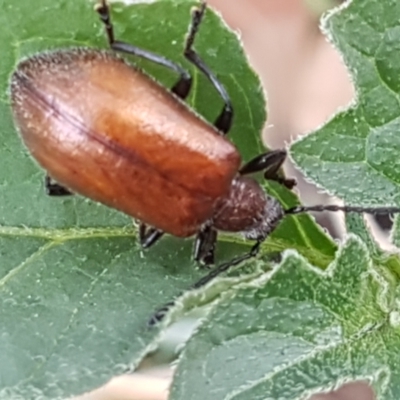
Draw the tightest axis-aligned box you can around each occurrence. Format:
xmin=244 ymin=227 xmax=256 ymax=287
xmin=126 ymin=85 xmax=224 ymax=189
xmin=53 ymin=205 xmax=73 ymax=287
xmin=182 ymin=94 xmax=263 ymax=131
xmin=10 ymin=48 xmax=241 ymax=237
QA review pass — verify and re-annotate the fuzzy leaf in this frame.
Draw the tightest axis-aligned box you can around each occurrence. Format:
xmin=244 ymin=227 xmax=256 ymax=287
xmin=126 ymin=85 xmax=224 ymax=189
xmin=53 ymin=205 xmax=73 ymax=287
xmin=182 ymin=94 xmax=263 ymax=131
xmin=170 ymin=237 xmax=400 ymax=400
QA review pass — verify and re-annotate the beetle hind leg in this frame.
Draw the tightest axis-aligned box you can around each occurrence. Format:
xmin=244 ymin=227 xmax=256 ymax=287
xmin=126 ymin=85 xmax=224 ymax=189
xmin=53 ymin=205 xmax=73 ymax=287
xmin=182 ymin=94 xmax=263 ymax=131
xmin=45 ymin=175 xmax=72 ymax=196
xmin=239 ymin=149 xmax=296 ymax=190
xmin=139 ymin=223 xmax=164 ymax=248
xmin=95 ymin=0 xmax=192 ymax=99
xmin=183 ymin=2 xmax=233 ymax=135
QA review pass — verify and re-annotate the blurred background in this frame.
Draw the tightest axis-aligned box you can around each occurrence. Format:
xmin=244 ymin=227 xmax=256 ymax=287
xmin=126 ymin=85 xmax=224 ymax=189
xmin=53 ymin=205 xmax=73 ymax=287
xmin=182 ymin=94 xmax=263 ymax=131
xmin=76 ymin=0 xmax=376 ymax=399
xmin=210 ymin=0 xmax=361 ymax=241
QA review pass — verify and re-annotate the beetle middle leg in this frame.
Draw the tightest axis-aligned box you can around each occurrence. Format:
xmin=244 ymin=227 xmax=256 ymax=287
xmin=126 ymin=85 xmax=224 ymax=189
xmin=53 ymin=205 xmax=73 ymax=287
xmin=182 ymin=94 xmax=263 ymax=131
xmin=183 ymin=2 xmax=234 ymax=135
xmin=193 ymin=225 xmax=218 ymax=266
xmin=239 ymin=149 xmax=296 ymax=189
xmin=45 ymin=175 xmax=72 ymax=196
xmin=139 ymin=223 xmax=164 ymax=248
xmin=95 ymin=0 xmax=192 ymax=99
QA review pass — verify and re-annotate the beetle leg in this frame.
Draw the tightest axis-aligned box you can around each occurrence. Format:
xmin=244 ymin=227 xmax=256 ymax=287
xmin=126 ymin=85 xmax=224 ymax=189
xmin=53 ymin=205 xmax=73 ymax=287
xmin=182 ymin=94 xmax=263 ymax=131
xmin=239 ymin=149 xmax=296 ymax=190
xmin=95 ymin=0 xmax=192 ymax=99
xmin=148 ymin=240 xmax=262 ymax=326
xmin=139 ymin=223 xmax=165 ymax=248
xmin=45 ymin=175 xmax=72 ymax=196
xmin=183 ymin=2 xmax=233 ymax=135
xmin=193 ymin=225 xmax=217 ymax=266
xmin=191 ymin=240 xmax=261 ymax=289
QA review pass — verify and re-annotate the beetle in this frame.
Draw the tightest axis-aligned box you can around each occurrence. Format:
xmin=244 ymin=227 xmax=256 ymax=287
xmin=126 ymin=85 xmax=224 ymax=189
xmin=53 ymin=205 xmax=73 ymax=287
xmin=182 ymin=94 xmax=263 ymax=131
xmin=10 ymin=0 xmax=297 ymax=266
xmin=10 ymin=0 xmax=400 ymax=302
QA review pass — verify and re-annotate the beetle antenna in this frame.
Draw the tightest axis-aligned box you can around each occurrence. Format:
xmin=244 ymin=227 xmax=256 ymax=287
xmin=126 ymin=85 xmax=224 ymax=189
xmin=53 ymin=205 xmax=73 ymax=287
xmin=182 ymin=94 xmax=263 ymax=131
xmin=285 ymin=204 xmax=400 ymax=215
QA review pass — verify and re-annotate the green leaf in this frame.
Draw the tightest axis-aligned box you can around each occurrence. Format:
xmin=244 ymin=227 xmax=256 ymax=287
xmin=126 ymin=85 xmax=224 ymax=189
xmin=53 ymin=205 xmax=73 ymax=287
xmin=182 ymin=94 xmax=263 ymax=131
xmin=170 ymin=236 xmax=400 ymax=400
xmin=289 ymin=0 xmax=400 ymax=323
xmin=0 ymin=234 xmax=205 ymax=398
xmin=290 ymin=0 xmax=400 ymax=215
xmin=346 ymin=213 xmax=400 ymax=280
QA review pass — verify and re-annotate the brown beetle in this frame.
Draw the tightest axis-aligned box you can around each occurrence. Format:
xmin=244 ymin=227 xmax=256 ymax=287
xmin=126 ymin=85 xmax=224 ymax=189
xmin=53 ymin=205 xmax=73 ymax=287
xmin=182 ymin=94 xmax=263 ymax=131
xmin=10 ymin=0 xmax=400 ymax=316
xmin=10 ymin=1 xmax=297 ymax=267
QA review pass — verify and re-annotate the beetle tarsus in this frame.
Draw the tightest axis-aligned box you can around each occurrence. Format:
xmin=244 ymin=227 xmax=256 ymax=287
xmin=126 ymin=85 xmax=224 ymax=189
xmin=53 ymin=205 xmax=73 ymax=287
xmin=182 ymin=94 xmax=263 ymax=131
xmin=274 ymin=177 xmax=297 ymax=190
xmin=95 ymin=0 xmax=114 ymax=44
xmin=148 ymin=301 xmax=175 ymax=327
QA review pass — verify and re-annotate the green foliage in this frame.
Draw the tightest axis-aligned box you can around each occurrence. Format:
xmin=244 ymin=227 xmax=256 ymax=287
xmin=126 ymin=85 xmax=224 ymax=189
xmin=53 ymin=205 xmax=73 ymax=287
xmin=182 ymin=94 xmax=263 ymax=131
xmin=170 ymin=237 xmax=395 ymax=400
xmin=1 ymin=0 xmax=400 ymax=399
xmin=291 ymin=1 xmax=400 ymax=211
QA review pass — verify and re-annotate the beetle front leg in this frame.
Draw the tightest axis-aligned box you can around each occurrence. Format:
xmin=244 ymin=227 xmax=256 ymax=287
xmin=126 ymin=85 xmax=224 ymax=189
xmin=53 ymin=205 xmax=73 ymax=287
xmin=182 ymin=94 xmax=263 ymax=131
xmin=239 ymin=149 xmax=296 ymax=190
xmin=45 ymin=175 xmax=72 ymax=196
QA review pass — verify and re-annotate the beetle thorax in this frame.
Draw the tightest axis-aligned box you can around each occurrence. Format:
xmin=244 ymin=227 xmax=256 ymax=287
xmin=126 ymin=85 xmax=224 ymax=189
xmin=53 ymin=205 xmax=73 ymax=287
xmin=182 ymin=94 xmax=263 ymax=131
xmin=212 ymin=176 xmax=284 ymax=241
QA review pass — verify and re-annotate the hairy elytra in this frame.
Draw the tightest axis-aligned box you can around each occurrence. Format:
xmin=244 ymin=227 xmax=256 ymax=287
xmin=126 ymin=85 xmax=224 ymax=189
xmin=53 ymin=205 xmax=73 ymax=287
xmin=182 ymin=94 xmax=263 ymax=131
xmin=11 ymin=48 xmax=241 ymax=237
